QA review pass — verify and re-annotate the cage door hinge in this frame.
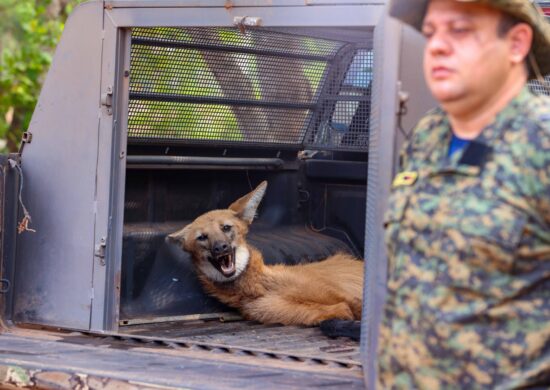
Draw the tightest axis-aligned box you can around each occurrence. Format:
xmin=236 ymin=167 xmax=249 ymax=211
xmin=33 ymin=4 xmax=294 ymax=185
xmin=94 ymin=237 xmax=107 ymax=266
xmin=101 ymin=86 xmax=113 ymax=115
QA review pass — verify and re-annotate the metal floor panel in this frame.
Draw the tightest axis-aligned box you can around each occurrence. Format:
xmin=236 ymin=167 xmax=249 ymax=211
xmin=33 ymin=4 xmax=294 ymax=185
xmin=0 ymin=328 xmax=365 ymax=389
xmin=120 ymin=319 xmax=361 ymax=365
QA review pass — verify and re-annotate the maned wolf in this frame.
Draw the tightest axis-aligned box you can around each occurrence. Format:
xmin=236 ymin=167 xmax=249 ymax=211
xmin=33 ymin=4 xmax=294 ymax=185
xmin=168 ymin=181 xmax=364 ymax=326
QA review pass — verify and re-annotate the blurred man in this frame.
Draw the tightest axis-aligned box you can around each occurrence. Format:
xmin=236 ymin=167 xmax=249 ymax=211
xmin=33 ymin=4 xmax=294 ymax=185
xmin=379 ymin=0 xmax=550 ymax=388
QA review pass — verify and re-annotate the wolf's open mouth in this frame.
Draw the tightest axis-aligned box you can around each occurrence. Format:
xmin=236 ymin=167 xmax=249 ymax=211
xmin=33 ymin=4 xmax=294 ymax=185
xmin=208 ymin=248 xmax=236 ymax=277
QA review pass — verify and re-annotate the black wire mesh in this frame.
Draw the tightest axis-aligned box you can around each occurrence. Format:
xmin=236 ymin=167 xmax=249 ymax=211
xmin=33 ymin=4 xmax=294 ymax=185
xmin=128 ymin=101 xmax=311 ymax=144
xmin=128 ymin=27 xmax=346 ymax=147
xmin=132 ymin=27 xmax=342 ymax=58
xmin=305 ymin=49 xmax=374 ymax=151
xmin=130 ymin=46 xmax=328 ymax=104
xmin=528 ymin=75 xmax=550 ymax=96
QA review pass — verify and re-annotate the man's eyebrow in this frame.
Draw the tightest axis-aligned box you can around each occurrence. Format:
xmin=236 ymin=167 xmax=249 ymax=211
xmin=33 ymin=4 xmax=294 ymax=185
xmin=422 ymin=15 xmax=474 ymax=30
xmin=449 ymin=16 xmax=475 ymax=24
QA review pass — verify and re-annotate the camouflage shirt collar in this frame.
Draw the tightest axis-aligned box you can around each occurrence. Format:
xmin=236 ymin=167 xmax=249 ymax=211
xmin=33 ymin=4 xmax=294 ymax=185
xmin=475 ymin=86 xmax=533 ymax=145
xmin=428 ymin=86 xmax=533 ymax=166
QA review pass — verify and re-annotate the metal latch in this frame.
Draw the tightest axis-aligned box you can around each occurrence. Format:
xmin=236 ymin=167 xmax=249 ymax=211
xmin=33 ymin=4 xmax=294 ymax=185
xmin=18 ymin=131 xmax=33 ymax=155
xmin=101 ymin=86 xmax=113 ymax=115
xmin=0 ymin=279 xmax=10 ymax=294
xmin=94 ymin=237 xmax=107 ymax=265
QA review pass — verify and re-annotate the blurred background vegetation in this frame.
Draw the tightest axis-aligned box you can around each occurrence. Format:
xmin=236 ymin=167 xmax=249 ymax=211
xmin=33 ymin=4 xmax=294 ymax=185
xmin=0 ymin=0 xmax=84 ymax=152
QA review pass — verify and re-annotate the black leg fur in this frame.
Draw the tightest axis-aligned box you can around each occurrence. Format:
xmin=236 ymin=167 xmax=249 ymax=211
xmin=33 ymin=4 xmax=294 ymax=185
xmin=320 ymin=319 xmax=361 ymax=341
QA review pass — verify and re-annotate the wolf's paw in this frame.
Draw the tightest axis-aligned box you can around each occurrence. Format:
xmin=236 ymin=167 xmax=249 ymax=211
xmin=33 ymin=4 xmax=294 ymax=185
xmin=322 ymin=302 xmax=354 ymax=322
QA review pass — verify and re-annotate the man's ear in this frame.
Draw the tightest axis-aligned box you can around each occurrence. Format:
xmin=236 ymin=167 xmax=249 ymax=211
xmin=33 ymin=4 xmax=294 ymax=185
xmin=228 ymin=181 xmax=267 ymax=224
xmin=507 ymin=22 xmax=533 ymax=66
xmin=166 ymin=225 xmax=190 ymax=246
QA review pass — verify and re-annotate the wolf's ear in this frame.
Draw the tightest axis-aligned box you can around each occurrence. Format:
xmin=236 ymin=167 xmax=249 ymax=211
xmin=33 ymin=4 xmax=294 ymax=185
xmin=166 ymin=225 xmax=190 ymax=246
xmin=228 ymin=181 xmax=267 ymax=224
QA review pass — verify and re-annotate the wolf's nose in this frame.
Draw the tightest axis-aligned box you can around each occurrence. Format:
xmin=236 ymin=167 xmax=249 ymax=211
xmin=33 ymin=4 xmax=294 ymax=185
xmin=212 ymin=242 xmax=229 ymax=255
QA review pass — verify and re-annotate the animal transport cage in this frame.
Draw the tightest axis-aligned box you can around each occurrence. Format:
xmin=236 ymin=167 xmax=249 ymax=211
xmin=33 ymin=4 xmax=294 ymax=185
xmin=1 ymin=1 xmax=438 ymax=388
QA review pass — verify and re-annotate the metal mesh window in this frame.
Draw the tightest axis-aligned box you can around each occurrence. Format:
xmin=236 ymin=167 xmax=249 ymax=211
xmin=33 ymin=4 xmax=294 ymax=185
xmin=528 ymin=75 xmax=550 ymax=96
xmin=305 ymin=49 xmax=374 ymax=151
xmin=128 ymin=27 xmax=346 ymax=148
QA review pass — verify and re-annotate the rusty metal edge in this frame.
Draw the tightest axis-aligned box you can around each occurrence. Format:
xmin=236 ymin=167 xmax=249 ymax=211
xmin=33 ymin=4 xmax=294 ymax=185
xmin=0 ymin=364 xmax=183 ymax=390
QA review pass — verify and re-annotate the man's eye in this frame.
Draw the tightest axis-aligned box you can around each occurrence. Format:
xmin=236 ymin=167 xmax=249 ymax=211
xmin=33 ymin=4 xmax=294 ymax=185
xmin=421 ymin=29 xmax=434 ymax=39
xmin=197 ymin=234 xmax=208 ymax=241
xmin=222 ymin=225 xmax=232 ymax=232
xmin=450 ymin=26 xmax=471 ymax=35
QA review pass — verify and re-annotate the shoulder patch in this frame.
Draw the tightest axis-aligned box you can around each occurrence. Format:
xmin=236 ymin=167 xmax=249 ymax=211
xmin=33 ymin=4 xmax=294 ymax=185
xmin=392 ymin=171 xmax=418 ymax=187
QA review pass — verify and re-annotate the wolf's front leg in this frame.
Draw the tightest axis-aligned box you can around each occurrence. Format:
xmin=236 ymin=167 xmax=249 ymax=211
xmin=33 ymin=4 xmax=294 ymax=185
xmin=244 ymin=295 xmax=355 ymax=326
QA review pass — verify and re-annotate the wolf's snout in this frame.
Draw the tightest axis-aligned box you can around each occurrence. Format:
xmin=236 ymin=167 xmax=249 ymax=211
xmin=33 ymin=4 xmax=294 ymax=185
xmin=212 ymin=242 xmax=230 ymax=255
xmin=207 ymin=243 xmax=237 ymax=278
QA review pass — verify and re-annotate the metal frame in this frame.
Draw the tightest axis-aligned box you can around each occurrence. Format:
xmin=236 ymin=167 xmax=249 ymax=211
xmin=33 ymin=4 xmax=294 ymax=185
xmin=5 ymin=1 xmax=441 ymax=388
xmin=105 ymin=0 xmax=380 ymax=8
xmin=8 ymin=0 xmax=385 ymax=343
xmin=361 ymin=15 xmax=400 ymax=389
xmin=361 ymin=18 xmax=436 ymax=388
xmin=129 ymin=94 xmax=318 ymax=111
xmin=13 ymin=1 xmax=105 ymax=329
xmin=131 ymin=37 xmax=336 ymax=62
xmin=0 ymin=155 xmax=19 ymax=322
xmin=105 ymin=4 xmax=383 ymax=28
xmin=104 ymin=0 xmax=384 ymax=333
xmin=92 ymin=26 xmax=132 ymax=331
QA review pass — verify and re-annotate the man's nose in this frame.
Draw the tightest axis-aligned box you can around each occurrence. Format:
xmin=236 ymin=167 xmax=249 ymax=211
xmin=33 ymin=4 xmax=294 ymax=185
xmin=426 ymin=31 xmax=452 ymax=56
xmin=212 ymin=241 xmax=229 ymax=255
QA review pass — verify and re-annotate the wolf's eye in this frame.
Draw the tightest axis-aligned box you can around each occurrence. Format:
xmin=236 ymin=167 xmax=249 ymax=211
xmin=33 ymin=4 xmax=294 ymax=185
xmin=197 ymin=234 xmax=208 ymax=241
xmin=221 ymin=224 xmax=232 ymax=232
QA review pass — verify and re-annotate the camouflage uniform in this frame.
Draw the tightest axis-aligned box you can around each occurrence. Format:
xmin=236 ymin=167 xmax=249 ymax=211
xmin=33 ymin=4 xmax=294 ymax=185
xmin=377 ymin=87 xmax=550 ymax=389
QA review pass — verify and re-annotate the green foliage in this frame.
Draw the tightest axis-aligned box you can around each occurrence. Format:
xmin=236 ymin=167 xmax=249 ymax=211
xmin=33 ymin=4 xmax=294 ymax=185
xmin=0 ymin=0 xmax=83 ymax=152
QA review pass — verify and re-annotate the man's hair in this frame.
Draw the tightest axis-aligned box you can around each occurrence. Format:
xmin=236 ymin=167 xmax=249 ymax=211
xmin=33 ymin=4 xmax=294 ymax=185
xmin=497 ymin=12 xmax=524 ymax=37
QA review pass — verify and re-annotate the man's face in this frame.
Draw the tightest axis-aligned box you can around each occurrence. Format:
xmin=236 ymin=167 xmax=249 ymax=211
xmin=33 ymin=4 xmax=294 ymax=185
xmin=422 ymin=0 xmax=513 ymax=106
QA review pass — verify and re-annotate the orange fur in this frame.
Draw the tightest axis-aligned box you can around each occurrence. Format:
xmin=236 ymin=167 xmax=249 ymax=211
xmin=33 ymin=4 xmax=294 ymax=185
xmin=168 ymin=181 xmax=364 ymax=326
